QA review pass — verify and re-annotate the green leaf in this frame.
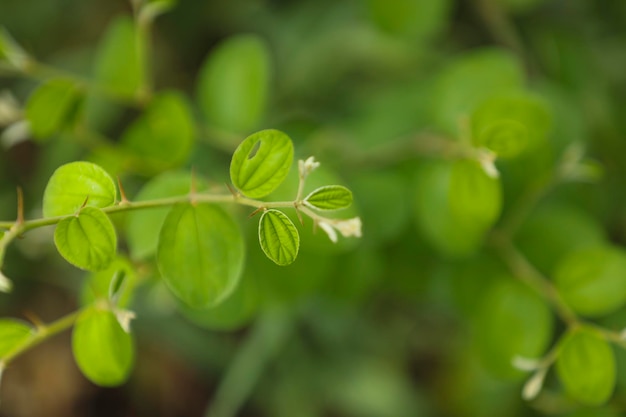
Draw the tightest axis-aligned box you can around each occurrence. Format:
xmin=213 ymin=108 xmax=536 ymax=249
xmin=304 ymin=185 xmax=353 ymax=211
xmin=556 ymin=328 xmax=615 ymax=406
xmin=121 ymin=92 xmax=195 ymax=173
xmin=366 ymin=0 xmax=452 ymax=38
xmin=433 ymin=48 xmax=524 ymax=135
xmin=474 ymin=279 xmax=553 ymax=379
xmin=555 ymin=245 xmax=626 ymax=317
xmin=197 ymin=34 xmax=270 ymax=133
xmin=94 ymin=17 xmax=143 ymax=98
xmin=72 ymin=307 xmax=134 ymax=387
xmin=259 ymin=209 xmax=300 ymax=266
xmin=0 ymin=319 xmax=34 ymax=359
xmin=414 ymin=159 xmax=501 ymax=258
xmin=230 ymin=129 xmax=294 ymax=198
xmin=126 ymin=172 xmax=197 ymax=260
xmin=157 ymin=203 xmax=244 ymax=308
xmin=25 ymin=78 xmax=81 ymax=140
xmin=471 ymin=92 xmax=552 ymax=158
xmin=43 ymin=161 xmax=117 ymax=217
xmin=54 ymin=207 xmax=117 ymax=271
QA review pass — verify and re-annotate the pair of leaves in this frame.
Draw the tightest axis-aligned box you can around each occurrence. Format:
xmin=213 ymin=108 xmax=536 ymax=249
xmin=44 ymin=161 xmax=118 ymax=272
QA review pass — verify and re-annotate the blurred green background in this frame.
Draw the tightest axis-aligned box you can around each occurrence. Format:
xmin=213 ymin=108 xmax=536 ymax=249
xmin=1 ymin=0 xmax=626 ymax=416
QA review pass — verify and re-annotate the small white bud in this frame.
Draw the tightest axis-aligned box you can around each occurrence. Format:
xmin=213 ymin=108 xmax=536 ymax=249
xmin=318 ymin=221 xmax=338 ymax=243
xmin=299 ymin=156 xmax=320 ymax=178
xmin=522 ymin=367 xmax=548 ymax=401
xmin=115 ymin=309 xmax=136 ymax=333
xmin=0 ymin=270 xmax=13 ymax=293
xmin=476 ymin=148 xmax=499 ymax=178
xmin=333 ymin=217 xmax=362 ymax=238
xmin=512 ymin=355 xmax=542 ymax=372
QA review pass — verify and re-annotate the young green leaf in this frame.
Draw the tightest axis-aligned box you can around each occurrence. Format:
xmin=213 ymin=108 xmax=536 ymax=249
xmin=72 ymin=307 xmax=134 ymax=387
xmin=230 ymin=129 xmax=293 ymax=198
xmin=43 ymin=161 xmax=117 ymax=217
xmin=304 ymin=185 xmax=353 ymax=211
xmin=25 ymin=78 xmax=81 ymax=140
xmin=121 ymin=92 xmax=195 ymax=173
xmin=259 ymin=209 xmax=300 ymax=266
xmin=366 ymin=0 xmax=452 ymax=39
xmin=54 ymin=207 xmax=117 ymax=271
xmin=555 ymin=245 xmax=626 ymax=317
xmin=197 ymin=34 xmax=270 ymax=133
xmin=556 ymin=328 xmax=615 ymax=406
xmin=93 ymin=17 xmax=143 ymax=98
xmin=449 ymin=159 xmax=502 ymax=227
xmin=157 ymin=203 xmax=244 ymax=308
xmin=0 ymin=319 xmax=34 ymax=359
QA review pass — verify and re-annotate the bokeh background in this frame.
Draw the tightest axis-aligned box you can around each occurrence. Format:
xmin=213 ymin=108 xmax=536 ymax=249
xmin=1 ymin=0 xmax=626 ymax=416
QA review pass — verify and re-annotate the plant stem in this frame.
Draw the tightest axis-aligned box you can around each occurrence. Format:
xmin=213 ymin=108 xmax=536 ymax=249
xmin=1 ymin=309 xmax=83 ymax=365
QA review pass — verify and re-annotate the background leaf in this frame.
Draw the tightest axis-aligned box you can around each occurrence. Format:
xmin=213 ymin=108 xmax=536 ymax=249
xmin=93 ymin=16 xmax=143 ymax=98
xmin=157 ymin=203 xmax=244 ymax=308
xmin=259 ymin=209 xmax=300 ymax=266
xmin=25 ymin=78 xmax=81 ymax=140
xmin=555 ymin=245 xmax=626 ymax=317
xmin=556 ymin=328 xmax=615 ymax=406
xmin=120 ymin=92 xmax=195 ymax=173
xmin=72 ymin=307 xmax=134 ymax=387
xmin=54 ymin=207 xmax=117 ymax=271
xmin=197 ymin=34 xmax=270 ymax=133
xmin=230 ymin=129 xmax=293 ymax=198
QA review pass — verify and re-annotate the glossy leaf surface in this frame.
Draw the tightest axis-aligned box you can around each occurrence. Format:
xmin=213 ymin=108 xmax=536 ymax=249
xmin=230 ymin=129 xmax=293 ymax=198
xmin=43 ymin=161 xmax=117 ymax=217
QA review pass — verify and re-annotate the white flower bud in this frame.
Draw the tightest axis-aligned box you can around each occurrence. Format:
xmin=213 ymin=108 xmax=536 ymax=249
xmin=0 ymin=270 xmax=13 ymax=293
xmin=298 ymin=156 xmax=320 ymax=178
xmin=522 ymin=367 xmax=548 ymax=401
xmin=476 ymin=148 xmax=499 ymax=179
xmin=333 ymin=217 xmax=362 ymax=238
xmin=318 ymin=221 xmax=338 ymax=243
xmin=115 ymin=309 xmax=136 ymax=333
xmin=512 ymin=355 xmax=541 ymax=372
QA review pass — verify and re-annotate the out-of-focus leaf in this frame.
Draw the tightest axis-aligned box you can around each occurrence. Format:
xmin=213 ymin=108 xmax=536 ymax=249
xmin=0 ymin=319 xmax=34 ymax=359
xmin=25 ymin=78 xmax=81 ymax=140
xmin=556 ymin=328 xmax=615 ymax=406
xmin=366 ymin=0 xmax=452 ymax=39
xmin=197 ymin=34 xmax=270 ymax=133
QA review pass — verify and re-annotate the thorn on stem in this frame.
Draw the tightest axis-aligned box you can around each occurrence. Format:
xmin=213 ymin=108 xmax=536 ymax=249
xmin=117 ymin=176 xmax=129 ymax=204
xmin=23 ymin=310 xmax=45 ymax=330
xmin=16 ymin=187 xmax=24 ymax=226
xmin=80 ymin=195 xmax=90 ymax=210
xmin=294 ymin=203 xmax=304 ymax=226
xmin=226 ymin=183 xmax=238 ymax=198
xmin=248 ymin=207 xmax=264 ymax=218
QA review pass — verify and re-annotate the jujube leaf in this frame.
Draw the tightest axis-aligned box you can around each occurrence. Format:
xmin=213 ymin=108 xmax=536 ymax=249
xmin=230 ymin=129 xmax=293 ymax=198
xmin=259 ymin=209 xmax=300 ymax=266
xmin=54 ymin=207 xmax=117 ymax=271
xmin=43 ymin=161 xmax=117 ymax=217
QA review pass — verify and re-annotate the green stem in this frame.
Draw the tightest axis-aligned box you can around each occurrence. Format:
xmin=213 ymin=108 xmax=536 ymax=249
xmin=493 ymin=236 xmax=577 ymax=326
